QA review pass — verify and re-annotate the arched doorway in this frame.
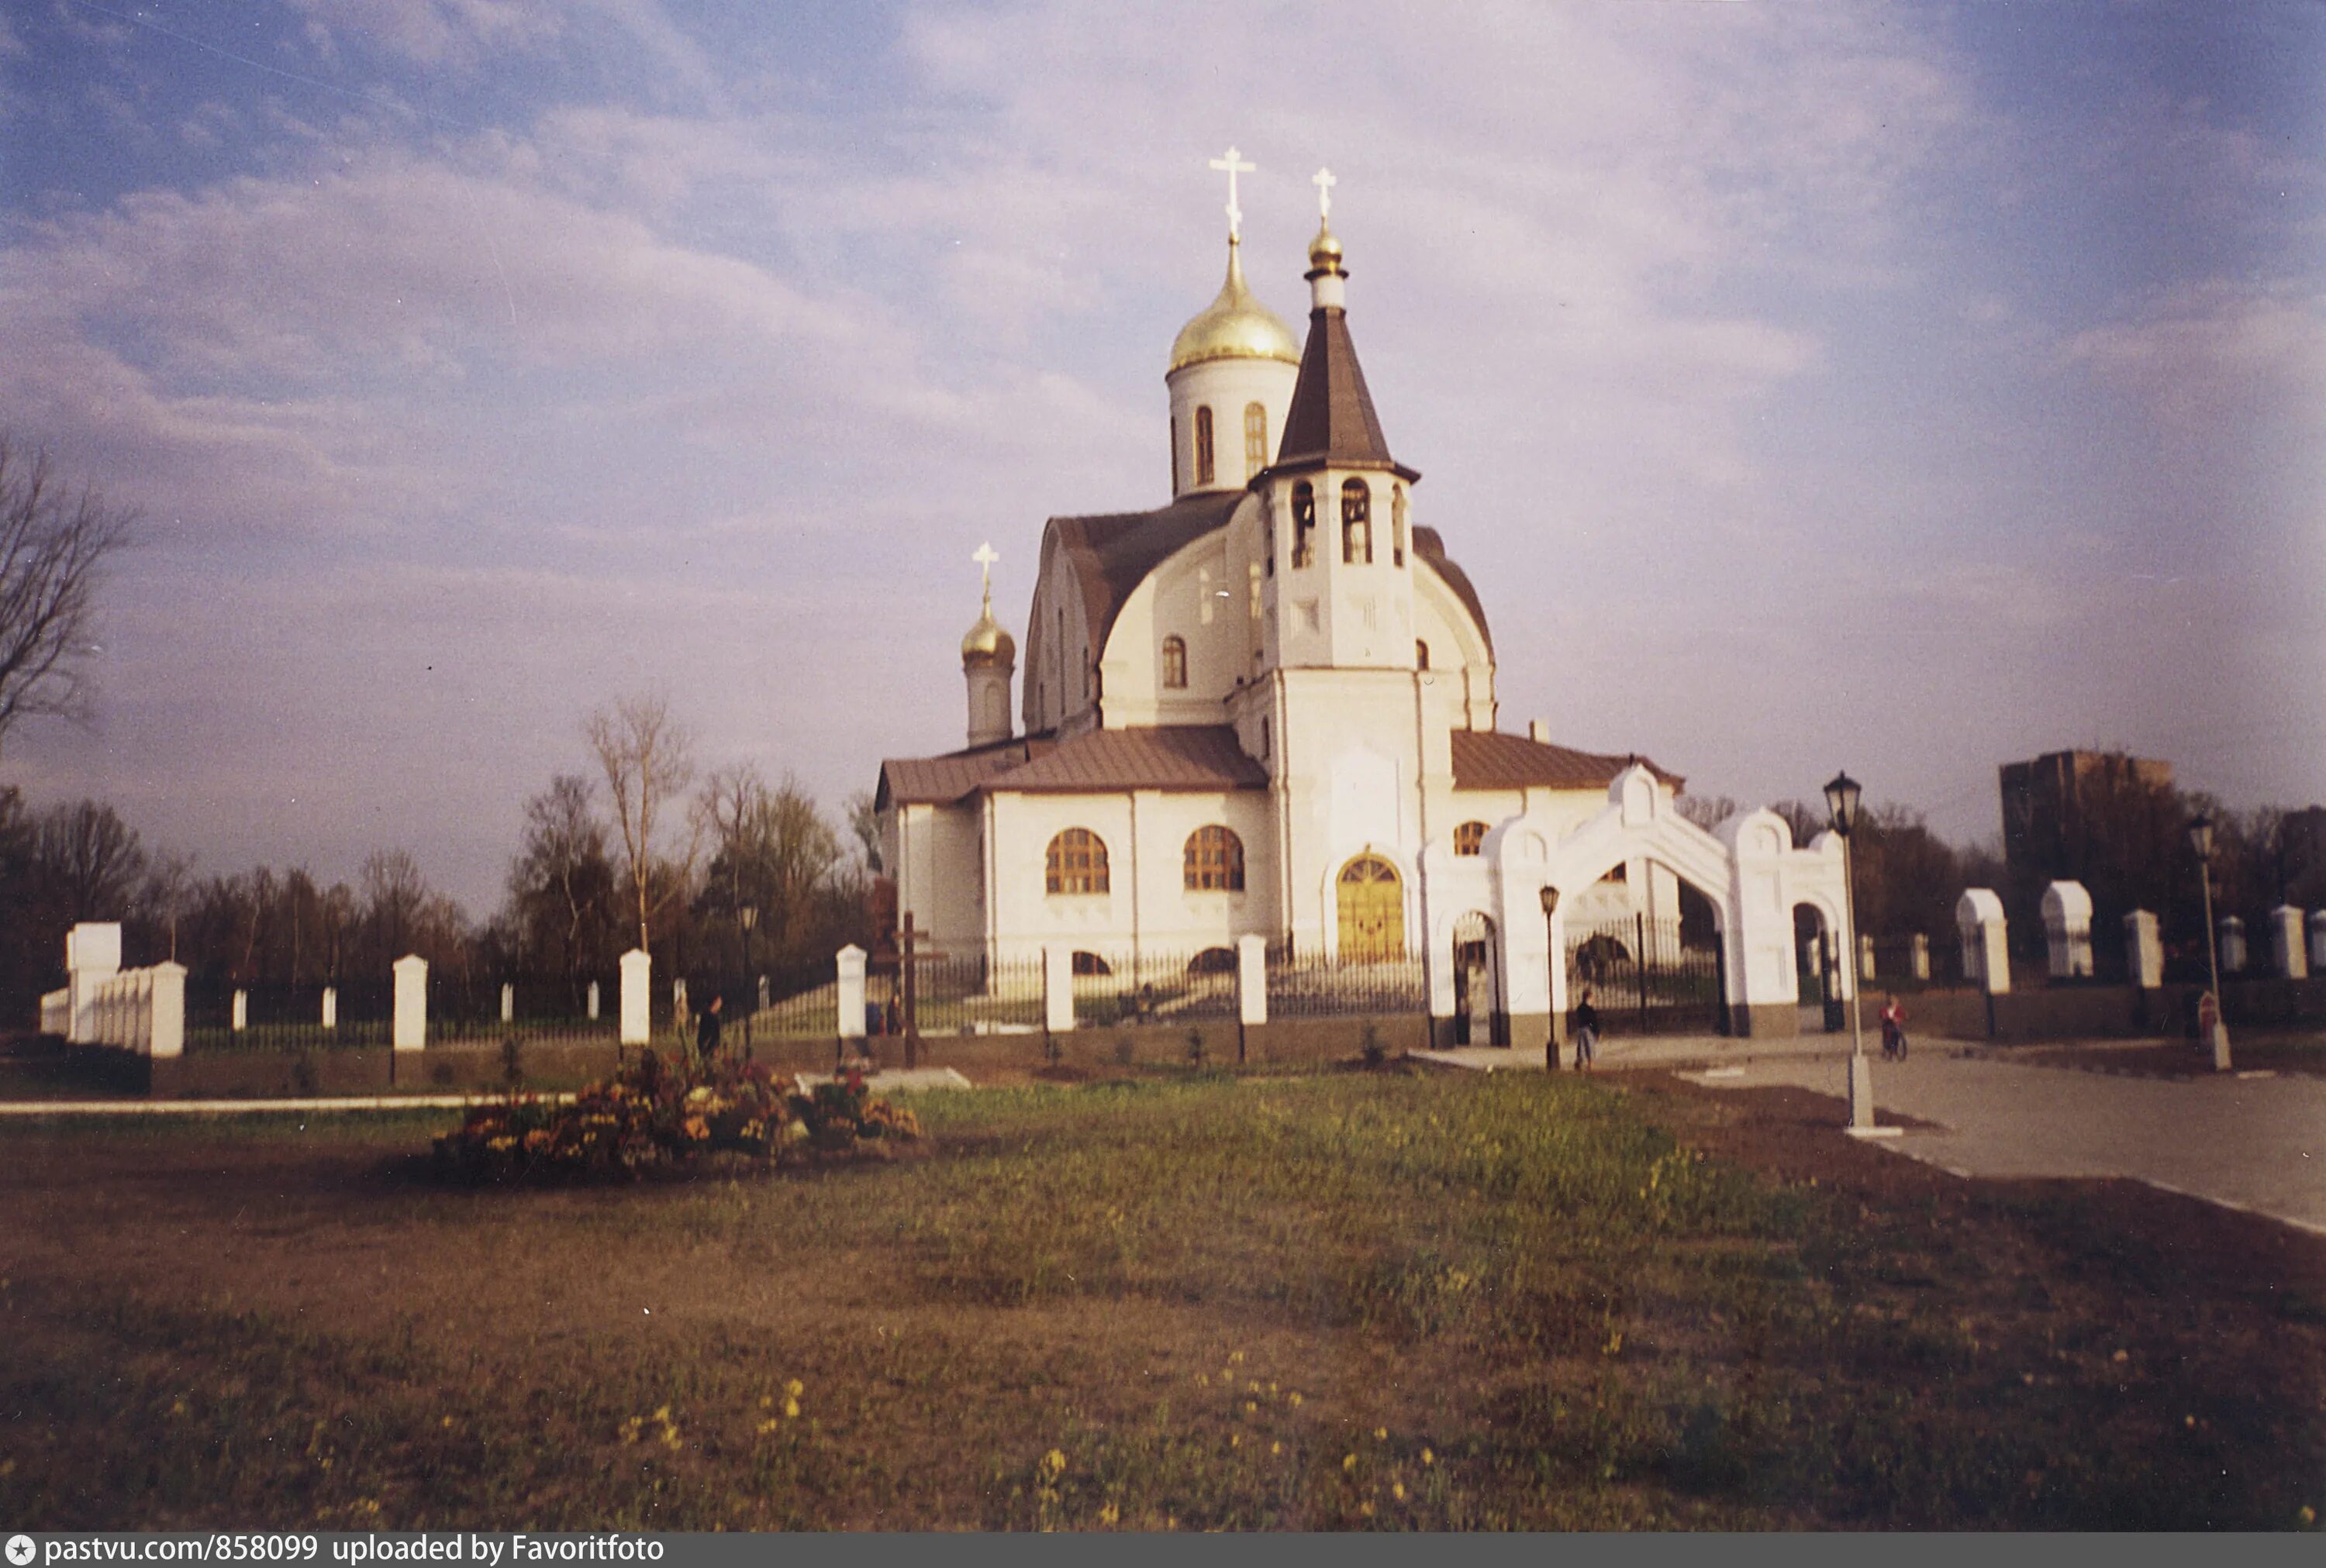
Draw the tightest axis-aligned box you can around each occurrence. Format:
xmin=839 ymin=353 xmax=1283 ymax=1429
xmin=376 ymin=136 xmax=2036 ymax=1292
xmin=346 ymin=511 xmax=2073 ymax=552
xmin=1794 ymin=905 xmax=1843 ymax=1033
xmin=1451 ymin=911 xmax=1506 ymax=1046
xmin=1337 ymin=855 xmax=1404 ymax=960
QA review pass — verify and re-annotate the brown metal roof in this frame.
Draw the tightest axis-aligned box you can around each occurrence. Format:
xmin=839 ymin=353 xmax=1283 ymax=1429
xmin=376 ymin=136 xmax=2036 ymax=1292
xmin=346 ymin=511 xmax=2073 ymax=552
xmin=1268 ymin=307 xmax=1418 ymax=481
xmin=1412 ymin=525 xmax=1493 ymax=655
xmin=881 ymin=725 xmax=1266 ymax=806
xmin=1450 ymin=729 xmax=1682 ymax=792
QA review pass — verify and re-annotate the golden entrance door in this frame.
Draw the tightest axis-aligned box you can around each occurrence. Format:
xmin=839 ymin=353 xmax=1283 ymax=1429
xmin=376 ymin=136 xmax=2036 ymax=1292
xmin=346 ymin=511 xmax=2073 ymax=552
xmin=1336 ymin=855 xmax=1404 ymax=959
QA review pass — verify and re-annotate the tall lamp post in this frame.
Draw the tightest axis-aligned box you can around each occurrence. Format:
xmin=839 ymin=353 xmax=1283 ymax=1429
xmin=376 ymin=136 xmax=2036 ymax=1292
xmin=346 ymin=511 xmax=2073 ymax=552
xmin=739 ymin=904 xmax=759 ymax=1060
xmin=1539 ymin=884 xmax=1562 ymax=1072
xmin=2189 ymin=815 xmax=2229 ymax=1072
xmin=1826 ymin=771 xmax=1893 ymax=1137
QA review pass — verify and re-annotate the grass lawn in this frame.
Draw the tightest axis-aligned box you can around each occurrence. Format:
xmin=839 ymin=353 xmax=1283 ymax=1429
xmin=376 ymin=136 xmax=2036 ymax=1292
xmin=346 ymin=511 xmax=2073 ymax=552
xmin=1 ymin=1069 xmax=2320 ymax=1531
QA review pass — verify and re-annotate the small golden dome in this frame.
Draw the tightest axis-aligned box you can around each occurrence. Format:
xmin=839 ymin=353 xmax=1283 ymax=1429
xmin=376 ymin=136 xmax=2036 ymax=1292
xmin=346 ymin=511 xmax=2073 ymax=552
xmin=961 ymin=598 xmax=1015 ymax=669
xmin=1168 ymin=237 xmax=1299 ymax=374
xmin=1307 ymin=220 xmax=1344 ymax=274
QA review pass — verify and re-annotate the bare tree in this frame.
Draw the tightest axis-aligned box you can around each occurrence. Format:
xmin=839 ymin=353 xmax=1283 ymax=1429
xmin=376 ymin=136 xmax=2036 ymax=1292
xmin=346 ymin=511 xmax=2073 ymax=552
xmin=506 ymin=773 xmax=616 ymax=1001
xmin=585 ymin=694 xmax=699 ymax=953
xmin=0 ymin=438 xmax=136 ymax=757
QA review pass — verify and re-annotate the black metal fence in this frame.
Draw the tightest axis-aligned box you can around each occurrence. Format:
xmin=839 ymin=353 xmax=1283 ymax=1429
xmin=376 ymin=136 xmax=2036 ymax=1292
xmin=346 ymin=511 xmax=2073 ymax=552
xmin=430 ymin=974 xmax=620 ymax=1045
xmin=1071 ymin=948 xmax=1239 ymax=1027
xmin=1862 ymin=933 xmax=1966 ymax=992
xmin=1565 ymin=913 xmax=1724 ymax=1036
xmin=875 ymin=953 xmax=1046 ymax=1037
xmin=1265 ymin=943 xmax=1427 ymax=1019
xmin=183 ymin=979 xmax=394 ymax=1053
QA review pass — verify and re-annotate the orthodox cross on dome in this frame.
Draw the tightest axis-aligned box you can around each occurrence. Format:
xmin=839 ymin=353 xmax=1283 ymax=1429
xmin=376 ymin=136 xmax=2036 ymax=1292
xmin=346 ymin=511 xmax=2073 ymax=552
xmin=972 ymin=541 xmax=999 ymax=605
xmin=1208 ymin=145 xmax=1255 ymax=241
xmin=1312 ymin=166 xmax=1336 ymax=221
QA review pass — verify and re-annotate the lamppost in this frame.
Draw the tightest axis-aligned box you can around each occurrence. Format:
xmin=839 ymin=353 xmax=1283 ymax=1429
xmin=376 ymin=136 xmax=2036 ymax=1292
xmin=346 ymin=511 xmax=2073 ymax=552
xmin=739 ymin=904 xmax=759 ymax=1060
xmin=2188 ymin=815 xmax=2229 ymax=1072
xmin=1825 ymin=770 xmax=1891 ymax=1137
xmin=1539 ymin=884 xmax=1562 ymax=1072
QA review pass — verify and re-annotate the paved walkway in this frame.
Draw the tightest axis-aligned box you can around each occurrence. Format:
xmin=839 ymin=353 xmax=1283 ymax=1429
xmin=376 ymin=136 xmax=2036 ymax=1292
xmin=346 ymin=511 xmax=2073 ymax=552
xmin=1683 ymin=1049 xmax=2326 ymax=1237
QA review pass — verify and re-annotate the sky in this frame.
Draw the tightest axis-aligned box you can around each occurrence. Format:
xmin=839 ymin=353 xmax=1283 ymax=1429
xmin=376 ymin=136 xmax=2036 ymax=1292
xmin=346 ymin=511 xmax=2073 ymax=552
xmin=2 ymin=0 xmax=2321 ymax=915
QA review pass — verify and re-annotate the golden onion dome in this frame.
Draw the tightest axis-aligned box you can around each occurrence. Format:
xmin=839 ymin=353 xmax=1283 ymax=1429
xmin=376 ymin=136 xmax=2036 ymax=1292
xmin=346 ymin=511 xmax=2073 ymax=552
xmin=961 ymin=594 xmax=1015 ymax=669
xmin=1307 ymin=219 xmax=1344 ymax=274
xmin=1168 ymin=237 xmax=1299 ymax=374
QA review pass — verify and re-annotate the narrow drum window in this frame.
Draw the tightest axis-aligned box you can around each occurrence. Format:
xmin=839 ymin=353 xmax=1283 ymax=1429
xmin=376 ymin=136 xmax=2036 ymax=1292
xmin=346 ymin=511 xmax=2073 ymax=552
xmin=1392 ymin=484 xmax=1407 ymax=566
xmin=1170 ymin=415 xmax=1180 ymax=492
xmin=1244 ymin=402 xmax=1268 ymax=479
xmin=1453 ymin=820 xmax=1488 ymax=856
xmin=1261 ymin=496 xmax=1276 ymax=577
xmin=1292 ymin=482 xmax=1315 ymax=568
xmin=1415 ymin=639 xmax=1430 ymax=670
xmin=1046 ymin=829 xmax=1110 ymax=895
xmin=1184 ymin=825 xmax=1246 ymax=891
xmin=1195 ymin=405 xmax=1216 ymax=486
xmin=1161 ymin=634 xmax=1188 ymax=689
xmin=1341 ymin=478 xmax=1372 ymax=564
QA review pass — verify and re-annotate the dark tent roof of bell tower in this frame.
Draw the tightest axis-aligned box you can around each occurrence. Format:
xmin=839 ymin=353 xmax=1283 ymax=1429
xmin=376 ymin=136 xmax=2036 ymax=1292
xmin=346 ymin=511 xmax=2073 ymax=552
xmin=1267 ymin=307 xmax=1417 ymax=481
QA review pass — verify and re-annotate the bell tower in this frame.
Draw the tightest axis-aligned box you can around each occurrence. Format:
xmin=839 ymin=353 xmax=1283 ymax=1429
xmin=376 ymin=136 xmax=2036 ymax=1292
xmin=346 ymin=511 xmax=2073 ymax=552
xmin=1255 ymin=177 xmax=1422 ymax=676
xmin=960 ymin=543 xmax=1016 ymax=748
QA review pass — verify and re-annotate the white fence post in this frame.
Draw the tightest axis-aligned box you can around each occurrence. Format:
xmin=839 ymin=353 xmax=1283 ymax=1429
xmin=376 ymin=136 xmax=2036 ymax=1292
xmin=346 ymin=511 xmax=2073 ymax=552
xmin=2218 ymin=916 xmax=2247 ymax=974
xmin=231 ymin=989 xmax=248 ymax=1034
xmin=65 ymin=922 xmax=122 ymax=1045
xmin=1044 ymin=944 xmax=1075 ymax=1034
xmin=1910 ymin=932 xmax=1931 ymax=981
xmin=2269 ymin=906 xmax=2307 ymax=980
xmin=671 ymin=978 xmax=689 ymax=1043
xmin=321 ymin=986 xmax=337 ymax=1030
xmin=151 ymin=963 xmax=185 ymax=1059
xmin=2041 ymin=880 xmax=2095 ymax=979
xmin=837 ymin=946 xmax=867 ymax=1042
xmin=2124 ymin=910 xmax=2163 ymax=990
xmin=1237 ymin=934 xmax=1268 ymax=1027
xmin=392 ymin=954 xmax=428 ymax=1051
xmin=619 ymin=949 xmax=651 ymax=1046
xmin=587 ymin=980 xmax=601 ymax=1022
xmin=501 ymin=982 xmax=515 ymax=1024
xmin=1956 ymin=889 xmax=2011 ymax=995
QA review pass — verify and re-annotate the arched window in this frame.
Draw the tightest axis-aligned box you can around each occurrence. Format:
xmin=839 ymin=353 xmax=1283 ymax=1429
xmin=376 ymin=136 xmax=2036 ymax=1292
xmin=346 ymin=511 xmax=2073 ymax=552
xmin=1244 ymin=402 xmax=1268 ymax=480
xmin=1161 ymin=635 xmax=1187 ymax=690
xmin=1046 ymin=829 xmax=1110 ymax=894
xmin=1341 ymin=479 xmax=1372 ymax=564
xmin=1292 ymin=482 xmax=1315 ymax=567
xmin=1453 ymin=820 xmax=1488 ymax=856
xmin=1392 ymin=484 xmax=1407 ymax=566
xmin=1195 ymin=405 xmax=1216 ymax=486
xmin=1072 ymin=950 xmax=1113 ymax=976
xmin=1415 ymin=639 xmax=1430 ymax=670
xmin=1183 ymin=825 xmax=1245 ymax=891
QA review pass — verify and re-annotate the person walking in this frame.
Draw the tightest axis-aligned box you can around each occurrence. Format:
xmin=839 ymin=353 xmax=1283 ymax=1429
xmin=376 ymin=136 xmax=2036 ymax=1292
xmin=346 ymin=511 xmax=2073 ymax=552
xmin=1879 ymin=994 xmax=1908 ymax=1061
xmin=1572 ymin=986 xmax=1600 ymax=1071
xmin=695 ymin=992 xmax=725 ymax=1062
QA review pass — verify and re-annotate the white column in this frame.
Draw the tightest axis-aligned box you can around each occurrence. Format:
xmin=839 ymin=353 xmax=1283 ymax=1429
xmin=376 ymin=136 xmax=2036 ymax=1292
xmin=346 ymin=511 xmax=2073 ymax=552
xmin=2269 ymin=906 xmax=2307 ymax=980
xmin=392 ymin=955 xmax=428 ymax=1050
xmin=619 ymin=949 xmax=651 ymax=1046
xmin=231 ymin=990 xmax=248 ymax=1033
xmin=501 ymin=982 xmax=515 ymax=1023
xmin=1956 ymin=889 xmax=2010 ymax=995
xmin=65 ymin=922 xmax=122 ymax=1046
xmin=1044 ymin=943 xmax=1075 ymax=1033
xmin=2041 ymin=880 xmax=2094 ymax=979
xmin=2124 ymin=910 xmax=2164 ymax=990
xmin=837 ymin=945 xmax=867 ymax=1041
xmin=587 ymin=980 xmax=601 ymax=1021
xmin=1237 ymin=933 xmax=1268 ymax=1026
xmin=150 ymin=963 xmax=186 ymax=1059
xmin=321 ymin=987 xmax=338 ymax=1029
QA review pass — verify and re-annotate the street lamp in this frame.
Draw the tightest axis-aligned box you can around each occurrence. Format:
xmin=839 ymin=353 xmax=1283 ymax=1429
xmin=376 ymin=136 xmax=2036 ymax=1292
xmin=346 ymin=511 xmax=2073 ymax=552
xmin=1539 ymin=884 xmax=1562 ymax=1072
xmin=2188 ymin=815 xmax=2229 ymax=1071
xmin=1825 ymin=770 xmax=1889 ymax=1136
xmin=739 ymin=904 xmax=759 ymax=1060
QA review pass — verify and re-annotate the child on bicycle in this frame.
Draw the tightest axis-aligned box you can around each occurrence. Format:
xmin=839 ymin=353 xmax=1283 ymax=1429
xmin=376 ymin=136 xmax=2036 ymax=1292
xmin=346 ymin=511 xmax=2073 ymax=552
xmin=1879 ymin=994 xmax=1907 ymax=1060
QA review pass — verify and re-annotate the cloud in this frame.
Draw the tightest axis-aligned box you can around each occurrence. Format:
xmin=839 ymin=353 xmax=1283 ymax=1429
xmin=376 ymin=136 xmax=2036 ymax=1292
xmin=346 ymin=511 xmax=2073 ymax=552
xmin=2062 ymin=278 xmax=2326 ymax=432
xmin=286 ymin=0 xmax=558 ymax=70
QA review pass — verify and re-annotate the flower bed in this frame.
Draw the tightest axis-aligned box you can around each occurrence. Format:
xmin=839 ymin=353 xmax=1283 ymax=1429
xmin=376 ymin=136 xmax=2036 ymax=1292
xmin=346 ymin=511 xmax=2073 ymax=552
xmin=432 ymin=1052 xmax=921 ymax=1183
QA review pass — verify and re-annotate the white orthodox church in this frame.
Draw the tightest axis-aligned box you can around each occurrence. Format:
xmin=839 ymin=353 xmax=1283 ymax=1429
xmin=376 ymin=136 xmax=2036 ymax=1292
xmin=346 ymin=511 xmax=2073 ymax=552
xmin=876 ymin=161 xmax=1850 ymax=1048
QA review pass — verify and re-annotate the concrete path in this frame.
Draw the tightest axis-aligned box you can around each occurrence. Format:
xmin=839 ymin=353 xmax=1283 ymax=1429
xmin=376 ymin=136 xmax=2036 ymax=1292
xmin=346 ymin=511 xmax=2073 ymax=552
xmin=0 ymin=1093 xmax=547 ymax=1116
xmin=1685 ymin=1049 xmax=2326 ymax=1237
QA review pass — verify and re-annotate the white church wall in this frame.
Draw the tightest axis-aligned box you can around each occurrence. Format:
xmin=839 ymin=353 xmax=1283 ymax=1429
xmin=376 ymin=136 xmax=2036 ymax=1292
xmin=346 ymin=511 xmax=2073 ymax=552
xmin=890 ymin=801 xmax=988 ymax=954
xmin=1099 ymin=507 xmax=1263 ymax=730
xmin=1027 ymin=529 xmax=1099 ymax=736
xmin=1412 ymin=565 xmax=1494 ymax=729
xmin=1123 ymin=789 xmax=1280 ymax=954
xmin=1274 ymin=667 xmax=1428 ymax=954
xmin=987 ymin=791 xmax=1137 ymax=963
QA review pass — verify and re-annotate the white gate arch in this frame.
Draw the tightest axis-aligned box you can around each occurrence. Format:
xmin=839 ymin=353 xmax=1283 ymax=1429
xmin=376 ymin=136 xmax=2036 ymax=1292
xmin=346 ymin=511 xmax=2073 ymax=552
xmin=1477 ymin=766 xmax=1851 ymax=1042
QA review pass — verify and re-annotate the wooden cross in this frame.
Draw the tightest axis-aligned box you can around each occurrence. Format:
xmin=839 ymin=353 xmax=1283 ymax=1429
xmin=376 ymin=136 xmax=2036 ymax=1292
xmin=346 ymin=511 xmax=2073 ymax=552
xmin=1312 ymin=166 xmax=1336 ymax=221
xmin=1209 ymin=145 xmax=1255 ymax=240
